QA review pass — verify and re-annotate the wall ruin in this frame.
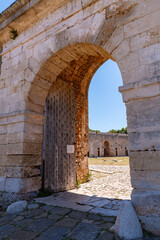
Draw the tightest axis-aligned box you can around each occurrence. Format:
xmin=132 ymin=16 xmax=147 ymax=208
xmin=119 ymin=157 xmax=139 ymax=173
xmin=89 ymin=132 xmax=128 ymax=157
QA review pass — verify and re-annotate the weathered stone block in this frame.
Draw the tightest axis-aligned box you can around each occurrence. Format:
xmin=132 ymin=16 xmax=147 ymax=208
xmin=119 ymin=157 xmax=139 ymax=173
xmin=126 ymin=96 xmax=160 ymax=131
xmin=131 ymin=170 xmax=160 ymax=191
xmin=111 ymin=200 xmax=143 ymax=240
xmin=139 ymin=43 xmax=160 ymax=65
xmin=105 ymin=26 xmax=123 ymax=54
xmin=6 ymin=154 xmax=41 ymax=167
xmin=2 ymin=166 xmax=40 ymax=178
xmin=118 ymin=51 xmax=139 ymax=73
xmin=130 ymin=27 xmax=160 ymax=52
xmin=10 ymin=46 xmax=22 ymax=58
xmin=128 ymin=131 xmax=160 ymax=151
xmin=130 ymin=151 xmax=160 ymax=171
xmin=0 ymin=177 xmax=5 ymax=191
xmin=112 ymin=39 xmax=130 ymax=62
xmin=7 ymin=143 xmax=24 ymax=155
xmin=5 ymin=178 xmax=24 ymax=193
xmin=132 ymin=190 xmax=160 ymax=216
xmin=139 ymin=216 xmax=160 ymax=236
xmin=0 ymin=134 xmax=7 ymax=145
xmin=124 ymin=9 xmax=160 ymax=38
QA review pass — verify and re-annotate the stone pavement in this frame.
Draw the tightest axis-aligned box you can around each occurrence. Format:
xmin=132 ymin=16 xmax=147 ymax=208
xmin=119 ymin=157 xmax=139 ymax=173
xmin=35 ymin=164 xmax=132 ymax=217
xmin=0 ymin=164 xmax=159 ymax=239
xmin=0 ymin=203 xmax=159 ymax=240
xmin=0 ymin=203 xmax=116 ymax=240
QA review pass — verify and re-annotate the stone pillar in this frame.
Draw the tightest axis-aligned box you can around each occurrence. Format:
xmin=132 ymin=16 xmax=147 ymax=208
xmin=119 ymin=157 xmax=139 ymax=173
xmin=120 ymin=67 xmax=160 ymax=234
xmin=0 ymin=47 xmax=42 ymax=205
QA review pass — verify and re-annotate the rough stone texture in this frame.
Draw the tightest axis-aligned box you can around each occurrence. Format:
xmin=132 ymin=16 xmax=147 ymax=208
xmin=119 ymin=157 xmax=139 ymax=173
xmin=27 ymin=203 xmax=39 ymax=209
xmin=0 ymin=0 xmax=160 ymax=235
xmin=0 ymin=201 xmax=158 ymax=240
xmin=6 ymin=200 xmax=28 ymax=214
xmin=97 ymin=231 xmax=115 ymax=240
xmin=67 ymin=222 xmax=101 ymax=240
xmin=139 ymin=216 xmax=160 ymax=236
xmin=89 ymin=132 xmax=128 ymax=157
xmin=35 ymin=163 xmax=132 ymax=220
xmin=112 ymin=200 xmax=143 ymax=239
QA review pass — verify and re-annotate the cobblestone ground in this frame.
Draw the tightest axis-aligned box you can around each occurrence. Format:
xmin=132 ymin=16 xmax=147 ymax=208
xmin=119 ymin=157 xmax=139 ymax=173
xmin=0 ymin=204 xmax=158 ymax=240
xmin=0 ymin=163 xmax=159 ymax=239
xmin=0 ymin=204 xmax=117 ymax=240
xmin=83 ymin=165 xmax=132 ymax=200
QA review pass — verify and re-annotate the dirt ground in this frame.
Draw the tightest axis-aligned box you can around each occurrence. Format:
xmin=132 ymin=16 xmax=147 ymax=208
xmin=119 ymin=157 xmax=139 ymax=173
xmin=88 ymin=156 xmax=129 ymax=166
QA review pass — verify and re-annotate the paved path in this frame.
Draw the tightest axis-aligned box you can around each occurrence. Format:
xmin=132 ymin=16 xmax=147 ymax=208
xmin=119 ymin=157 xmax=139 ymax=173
xmin=35 ymin=165 xmax=132 ymax=216
xmin=0 ymin=204 xmax=116 ymax=240
xmin=0 ymin=203 xmax=158 ymax=240
xmin=0 ymin=164 xmax=158 ymax=239
xmin=83 ymin=165 xmax=132 ymax=200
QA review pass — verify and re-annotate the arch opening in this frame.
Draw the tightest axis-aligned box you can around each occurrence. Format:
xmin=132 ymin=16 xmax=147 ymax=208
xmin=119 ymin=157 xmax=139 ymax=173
xmin=87 ymin=58 xmax=131 ymax=205
xmin=27 ymin=43 xmax=129 ymax=193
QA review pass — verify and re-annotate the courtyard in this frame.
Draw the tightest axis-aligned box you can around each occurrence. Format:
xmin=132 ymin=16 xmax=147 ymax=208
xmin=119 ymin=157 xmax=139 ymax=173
xmin=0 ymin=157 xmax=158 ymax=239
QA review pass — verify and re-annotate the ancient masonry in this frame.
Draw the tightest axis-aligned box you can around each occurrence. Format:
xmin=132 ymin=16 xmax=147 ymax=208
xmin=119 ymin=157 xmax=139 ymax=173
xmin=88 ymin=132 xmax=128 ymax=157
xmin=0 ymin=0 xmax=160 ymax=235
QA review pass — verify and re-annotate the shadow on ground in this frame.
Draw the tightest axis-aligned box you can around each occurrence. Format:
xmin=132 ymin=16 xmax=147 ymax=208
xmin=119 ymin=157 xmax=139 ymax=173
xmin=0 ymin=191 xmax=158 ymax=240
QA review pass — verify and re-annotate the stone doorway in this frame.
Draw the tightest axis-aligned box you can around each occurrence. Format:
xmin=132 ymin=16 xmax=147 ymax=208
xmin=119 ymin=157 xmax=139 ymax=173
xmin=104 ymin=141 xmax=110 ymax=157
xmin=42 ymin=79 xmax=76 ymax=192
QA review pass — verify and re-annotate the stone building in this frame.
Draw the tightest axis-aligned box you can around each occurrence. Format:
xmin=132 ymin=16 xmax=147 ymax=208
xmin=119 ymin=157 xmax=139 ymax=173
xmin=88 ymin=132 xmax=128 ymax=157
xmin=0 ymin=0 xmax=160 ymax=235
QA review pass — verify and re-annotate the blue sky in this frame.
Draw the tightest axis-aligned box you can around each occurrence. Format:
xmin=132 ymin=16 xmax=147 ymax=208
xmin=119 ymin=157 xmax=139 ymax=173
xmin=0 ymin=0 xmax=16 ymax=13
xmin=89 ymin=60 xmax=127 ymax=132
xmin=0 ymin=1 xmax=127 ymax=132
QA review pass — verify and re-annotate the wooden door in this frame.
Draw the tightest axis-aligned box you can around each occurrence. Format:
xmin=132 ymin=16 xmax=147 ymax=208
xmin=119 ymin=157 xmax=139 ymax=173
xmin=42 ymin=79 xmax=76 ymax=192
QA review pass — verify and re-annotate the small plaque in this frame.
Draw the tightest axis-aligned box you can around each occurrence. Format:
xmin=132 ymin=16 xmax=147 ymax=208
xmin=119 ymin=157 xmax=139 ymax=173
xmin=67 ymin=145 xmax=75 ymax=154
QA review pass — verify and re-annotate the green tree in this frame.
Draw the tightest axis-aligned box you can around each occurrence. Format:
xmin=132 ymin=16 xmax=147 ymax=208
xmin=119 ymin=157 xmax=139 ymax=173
xmin=109 ymin=127 xmax=127 ymax=134
xmin=89 ymin=128 xmax=100 ymax=133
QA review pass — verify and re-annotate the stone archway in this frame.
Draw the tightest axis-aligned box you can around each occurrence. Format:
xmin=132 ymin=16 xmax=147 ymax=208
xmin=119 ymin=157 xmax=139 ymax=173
xmin=30 ymin=43 xmax=110 ymax=190
xmin=0 ymin=0 xmax=160 ymax=234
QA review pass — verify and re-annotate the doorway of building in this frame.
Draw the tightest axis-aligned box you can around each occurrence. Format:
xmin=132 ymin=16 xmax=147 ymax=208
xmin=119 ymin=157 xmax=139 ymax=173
xmin=104 ymin=141 xmax=110 ymax=157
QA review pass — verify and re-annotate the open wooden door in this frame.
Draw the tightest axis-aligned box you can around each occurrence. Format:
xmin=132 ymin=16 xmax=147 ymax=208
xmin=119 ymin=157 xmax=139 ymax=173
xmin=42 ymin=79 xmax=76 ymax=192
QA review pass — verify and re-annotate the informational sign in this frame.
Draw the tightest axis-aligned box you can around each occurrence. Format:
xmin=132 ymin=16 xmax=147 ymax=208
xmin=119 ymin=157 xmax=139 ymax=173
xmin=67 ymin=145 xmax=75 ymax=154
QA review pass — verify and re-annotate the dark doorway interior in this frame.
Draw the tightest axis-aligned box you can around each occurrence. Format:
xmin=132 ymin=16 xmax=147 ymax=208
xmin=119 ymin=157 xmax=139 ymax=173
xmin=115 ymin=148 xmax=118 ymax=156
xmin=125 ymin=147 xmax=128 ymax=156
xmin=104 ymin=141 xmax=110 ymax=157
xmin=98 ymin=148 xmax=100 ymax=157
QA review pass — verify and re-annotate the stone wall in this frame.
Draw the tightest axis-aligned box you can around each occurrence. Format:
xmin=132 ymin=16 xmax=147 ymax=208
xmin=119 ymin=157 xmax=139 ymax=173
xmin=0 ymin=0 xmax=160 ymax=234
xmin=89 ymin=132 xmax=128 ymax=157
